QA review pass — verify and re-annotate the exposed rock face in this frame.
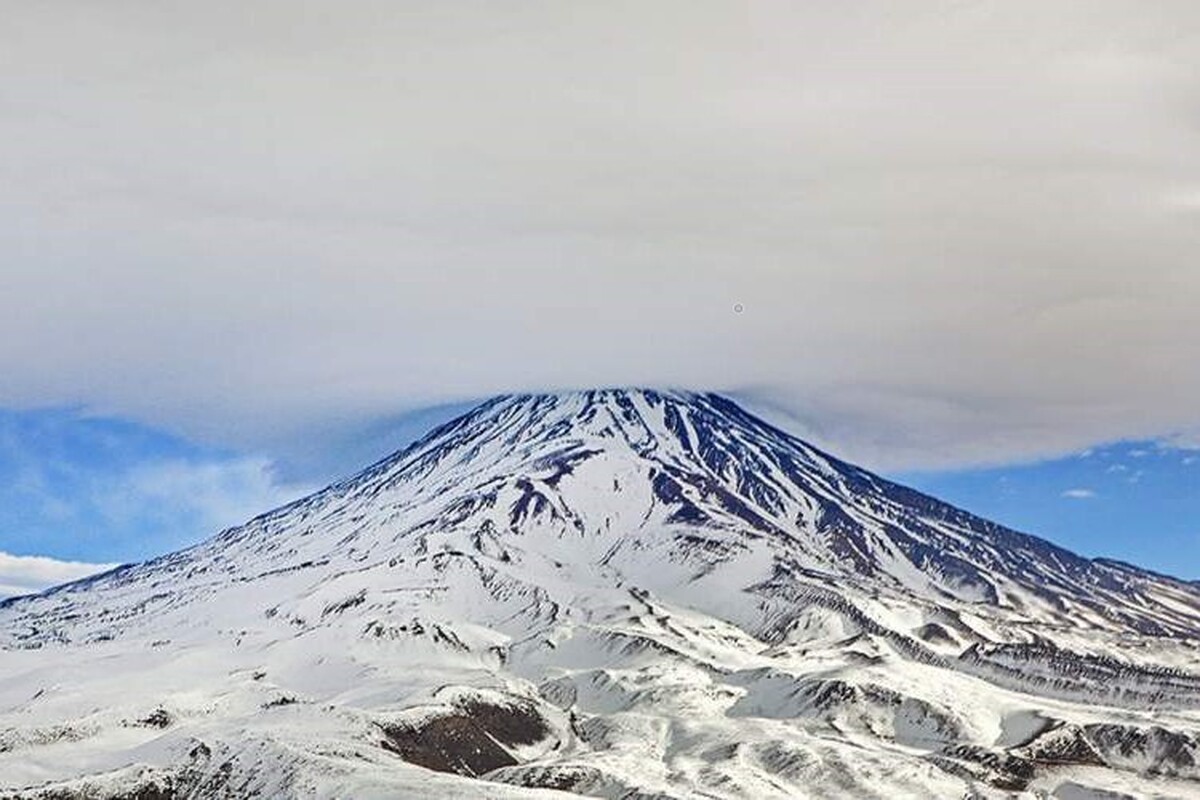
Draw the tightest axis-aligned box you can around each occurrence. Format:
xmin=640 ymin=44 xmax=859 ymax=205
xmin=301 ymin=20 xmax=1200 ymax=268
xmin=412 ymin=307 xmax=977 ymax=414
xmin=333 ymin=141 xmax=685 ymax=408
xmin=379 ymin=699 xmax=550 ymax=778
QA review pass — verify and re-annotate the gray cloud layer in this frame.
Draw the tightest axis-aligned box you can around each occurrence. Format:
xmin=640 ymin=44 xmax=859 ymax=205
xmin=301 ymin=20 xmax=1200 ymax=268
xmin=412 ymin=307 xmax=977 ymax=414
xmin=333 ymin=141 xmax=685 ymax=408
xmin=2 ymin=2 xmax=1198 ymax=469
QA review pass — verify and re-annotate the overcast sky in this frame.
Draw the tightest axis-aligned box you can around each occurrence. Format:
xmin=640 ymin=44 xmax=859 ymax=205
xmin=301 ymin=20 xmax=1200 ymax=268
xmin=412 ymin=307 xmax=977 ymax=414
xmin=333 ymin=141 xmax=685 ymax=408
xmin=3 ymin=1 xmax=1200 ymax=474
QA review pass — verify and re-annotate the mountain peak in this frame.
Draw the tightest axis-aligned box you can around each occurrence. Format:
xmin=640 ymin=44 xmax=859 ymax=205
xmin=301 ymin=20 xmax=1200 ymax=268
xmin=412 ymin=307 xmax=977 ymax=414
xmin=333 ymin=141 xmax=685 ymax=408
xmin=96 ymin=388 xmax=1200 ymax=642
xmin=12 ymin=389 xmax=1200 ymax=641
xmin=4 ymin=390 xmax=1200 ymax=797
xmin=372 ymin=387 xmax=832 ymax=484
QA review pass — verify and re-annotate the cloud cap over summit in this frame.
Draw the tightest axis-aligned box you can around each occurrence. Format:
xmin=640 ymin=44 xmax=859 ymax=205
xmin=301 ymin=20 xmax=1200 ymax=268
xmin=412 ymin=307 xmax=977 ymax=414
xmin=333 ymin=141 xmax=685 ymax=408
xmin=2 ymin=2 xmax=1199 ymax=469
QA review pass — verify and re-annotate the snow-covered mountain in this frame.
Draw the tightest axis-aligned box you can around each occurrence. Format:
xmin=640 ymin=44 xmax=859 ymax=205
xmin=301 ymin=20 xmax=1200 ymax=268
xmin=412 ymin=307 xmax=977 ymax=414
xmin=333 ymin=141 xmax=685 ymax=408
xmin=3 ymin=389 xmax=1200 ymax=799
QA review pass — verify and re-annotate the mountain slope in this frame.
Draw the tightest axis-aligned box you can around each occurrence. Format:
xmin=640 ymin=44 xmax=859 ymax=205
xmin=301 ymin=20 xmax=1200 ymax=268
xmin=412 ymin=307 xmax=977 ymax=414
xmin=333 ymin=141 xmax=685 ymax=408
xmin=2 ymin=389 xmax=1199 ymax=799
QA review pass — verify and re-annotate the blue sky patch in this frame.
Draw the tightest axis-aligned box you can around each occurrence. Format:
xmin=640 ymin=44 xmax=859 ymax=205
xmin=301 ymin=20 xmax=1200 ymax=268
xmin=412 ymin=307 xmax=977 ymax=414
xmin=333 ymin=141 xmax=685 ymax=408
xmin=895 ymin=441 xmax=1200 ymax=579
xmin=0 ymin=408 xmax=310 ymax=564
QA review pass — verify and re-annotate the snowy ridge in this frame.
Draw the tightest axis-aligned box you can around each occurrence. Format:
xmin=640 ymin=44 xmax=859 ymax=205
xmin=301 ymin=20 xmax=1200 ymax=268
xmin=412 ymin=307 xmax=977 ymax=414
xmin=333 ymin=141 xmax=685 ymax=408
xmin=2 ymin=389 xmax=1199 ymax=798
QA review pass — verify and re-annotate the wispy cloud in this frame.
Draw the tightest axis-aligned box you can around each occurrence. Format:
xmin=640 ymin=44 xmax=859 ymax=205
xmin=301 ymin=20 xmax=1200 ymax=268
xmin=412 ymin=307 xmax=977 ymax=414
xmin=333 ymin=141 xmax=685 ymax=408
xmin=28 ymin=454 xmax=313 ymax=560
xmin=1163 ymin=429 xmax=1200 ymax=446
xmin=1061 ymin=488 xmax=1097 ymax=500
xmin=0 ymin=409 xmax=313 ymax=563
xmin=94 ymin=457 xmax=311 ymax=543
xmin=0 ymin=551 xmax=118 ymax=599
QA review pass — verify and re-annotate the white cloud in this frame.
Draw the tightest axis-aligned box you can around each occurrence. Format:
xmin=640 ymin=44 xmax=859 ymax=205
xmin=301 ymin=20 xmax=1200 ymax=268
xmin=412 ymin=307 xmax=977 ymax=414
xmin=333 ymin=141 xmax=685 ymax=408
xmin=0 ymin=412 xmax=314 ymax=561
xmin=93 ymin=457 xmax=312 ymax=544
xmin=1061 ymin=488 xmax=1097 ymax=499
xmin=0 ymin=552 xmax=119 ymax=599
xmin=0 ymin=4 xmax=1198 ymax=471
xmin=1164 ymin=188 xmax=1200 ymax=211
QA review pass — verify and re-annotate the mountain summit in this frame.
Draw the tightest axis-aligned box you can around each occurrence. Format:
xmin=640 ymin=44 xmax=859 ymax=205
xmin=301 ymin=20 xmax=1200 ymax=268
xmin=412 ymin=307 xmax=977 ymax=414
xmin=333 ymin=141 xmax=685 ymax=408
xmin=3 ymin=390 xmax=1200 ymax=798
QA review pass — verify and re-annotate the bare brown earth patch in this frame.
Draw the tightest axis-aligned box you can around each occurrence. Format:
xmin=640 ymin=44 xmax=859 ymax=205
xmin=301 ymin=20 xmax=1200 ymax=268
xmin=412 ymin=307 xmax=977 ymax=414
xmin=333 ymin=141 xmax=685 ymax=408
xmin=379 ymin=698 xmax=549 ymax=777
